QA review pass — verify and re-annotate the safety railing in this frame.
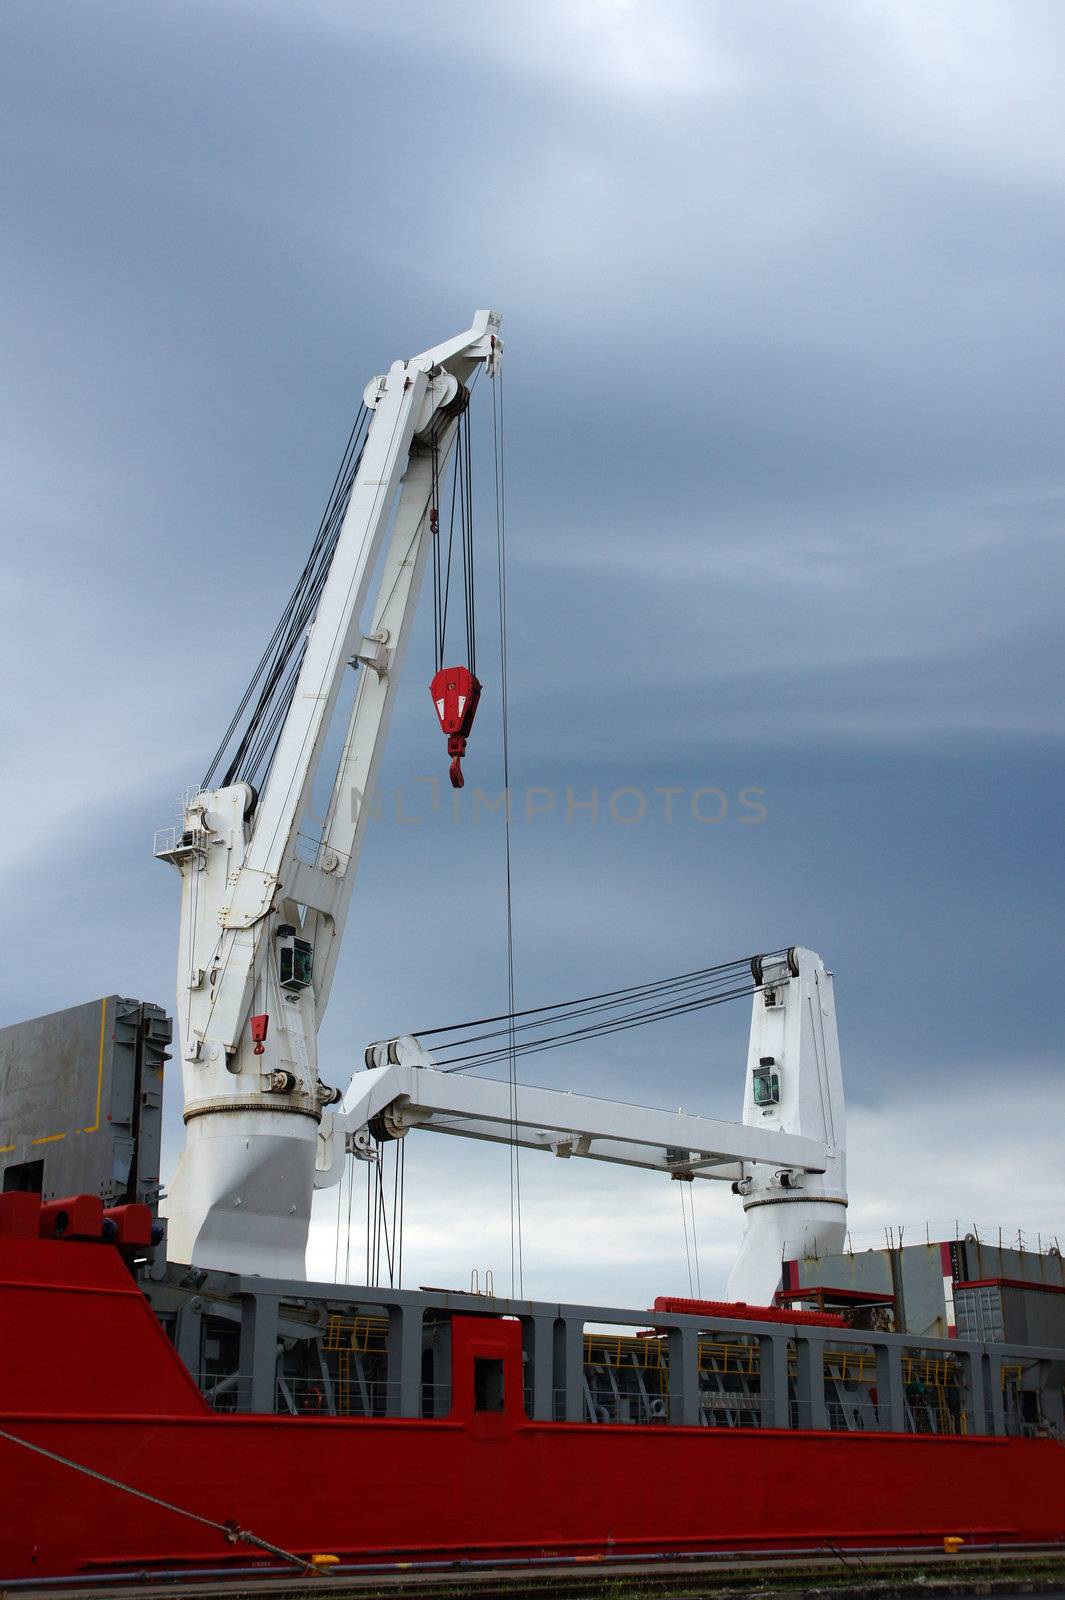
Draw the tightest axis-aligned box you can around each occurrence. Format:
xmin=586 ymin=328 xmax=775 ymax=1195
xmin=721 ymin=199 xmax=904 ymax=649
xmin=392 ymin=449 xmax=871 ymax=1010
xmin=293 ymin=831 xmax=350 ymax=873
xmin=276 ymin=1374 xmax=455 ymax=1418
xmin=323 ymin=1312 xmax=389 ymax=1355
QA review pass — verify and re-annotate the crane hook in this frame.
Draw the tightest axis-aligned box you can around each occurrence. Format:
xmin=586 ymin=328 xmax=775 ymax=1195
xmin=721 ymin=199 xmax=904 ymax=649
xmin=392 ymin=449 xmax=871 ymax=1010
xmin=430 ymin=666 xmax=482 ymax=789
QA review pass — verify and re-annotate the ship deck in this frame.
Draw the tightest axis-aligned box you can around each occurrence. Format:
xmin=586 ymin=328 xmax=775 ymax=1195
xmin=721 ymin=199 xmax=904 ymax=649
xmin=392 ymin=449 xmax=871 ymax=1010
xmin=16 ymin=1545 xmax=1065 ymax=1600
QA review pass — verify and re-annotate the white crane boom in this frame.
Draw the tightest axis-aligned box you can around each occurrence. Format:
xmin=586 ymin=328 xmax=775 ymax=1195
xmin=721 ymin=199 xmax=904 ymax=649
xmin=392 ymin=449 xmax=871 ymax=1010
xmin=321 ymin=1052 xmax=828 ymax=1182
xmin=157 ymin=312 xmax=502 ymax=1275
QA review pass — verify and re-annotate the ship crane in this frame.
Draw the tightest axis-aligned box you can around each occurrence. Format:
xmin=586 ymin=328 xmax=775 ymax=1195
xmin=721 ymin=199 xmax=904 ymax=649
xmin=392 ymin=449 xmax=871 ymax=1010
xmin=157 ymin=311 xmax=846 ymax=1298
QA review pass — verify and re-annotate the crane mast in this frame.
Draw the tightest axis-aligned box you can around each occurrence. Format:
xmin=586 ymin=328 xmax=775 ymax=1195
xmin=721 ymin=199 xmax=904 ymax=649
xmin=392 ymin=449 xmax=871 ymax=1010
xmin=156 ymin=312 xmax=503 ymax=1275
xmin=726 ymin=948 xmax=847 ymax=1302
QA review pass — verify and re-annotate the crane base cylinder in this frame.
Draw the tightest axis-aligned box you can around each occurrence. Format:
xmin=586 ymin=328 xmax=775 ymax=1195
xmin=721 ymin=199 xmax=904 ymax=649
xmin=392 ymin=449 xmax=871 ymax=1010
xmin=726 ymin=1196 xmax=847 ymax=1306
xmin=163 ymin=1109 xmax=319 ymax=1278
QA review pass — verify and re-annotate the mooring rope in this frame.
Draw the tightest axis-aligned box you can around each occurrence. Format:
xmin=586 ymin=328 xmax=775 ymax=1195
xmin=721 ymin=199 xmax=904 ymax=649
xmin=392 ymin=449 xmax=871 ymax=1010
xmin=0 ymin=1425 xmax=316 ymax=1572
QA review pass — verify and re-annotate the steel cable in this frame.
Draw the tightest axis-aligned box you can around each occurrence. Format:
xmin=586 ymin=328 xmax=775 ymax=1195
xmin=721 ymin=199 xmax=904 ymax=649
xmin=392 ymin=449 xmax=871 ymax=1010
xmin=0 ymin=1427 xmax=315 ymax=1574
xmin=201 ymin=404 xmax=370 ymax=794
xmin=428 ymin=962 xmax=765 ymax=1060
xmin=410 ymin=952 xmax=783 ymax=1043
xmin=439 ymin=978 xmax=761 ymax=1073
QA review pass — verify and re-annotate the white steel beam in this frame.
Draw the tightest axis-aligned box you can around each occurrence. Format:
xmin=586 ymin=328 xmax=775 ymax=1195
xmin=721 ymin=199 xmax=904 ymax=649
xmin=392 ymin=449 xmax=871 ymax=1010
xmin=323 ymin=1061 xmax=828 ymax=1185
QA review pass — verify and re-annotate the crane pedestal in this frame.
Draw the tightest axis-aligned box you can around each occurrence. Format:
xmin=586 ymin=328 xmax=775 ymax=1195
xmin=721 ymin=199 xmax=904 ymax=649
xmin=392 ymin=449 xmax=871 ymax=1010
xmin=727 ymin=1196 xmax=848 ymax=1305
xmin=164 ymin=1108 xmax=319 ymax=1277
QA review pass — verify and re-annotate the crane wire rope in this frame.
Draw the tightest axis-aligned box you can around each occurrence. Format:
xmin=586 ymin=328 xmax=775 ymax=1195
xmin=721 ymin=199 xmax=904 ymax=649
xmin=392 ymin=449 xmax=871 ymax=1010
xmin=393 ymin=1139 xmax=402 ymax=1286
xmin=344 ymin=1146 xmax=356 ymax=1284
xmin=493 ymin=360 xmax=522 ymax=1299
xmin=439 ymin=980 xmax=760 ymax=1073
xmin=187 ymin=396 xmax=389 ymax=1051
xmin=430 ymin=403 xmax=477 ymax=675
xmin=392 ymin=952 xmax=783 ymax=1076
xmin=366 ymin=1141 xmax=403 ymax=1288
xmin=680 ymin=1183 xmax=694 ymax=1295
xmin=410 ymin=951 xmax=782 ymax=1042
xmin=246 ymin=362 xmax=482 ymax=888
xmin=365 ymin=1153 xmax=373 ymax=1285
xmin=350 ymin=379 xmax=485 ymax=1293
xmin=688 ymin=1183 xmax=702 ymax=1296
xmin=196 ymin=363 xmax=485 ymax=1053
xmin=679 ymin=1181 xmax=703 ymax=1298
xmin=333 ymin=1153 xmax=345 ymax=1283
xmin=246 ymin=386 xmax=411 ymax=874
xmin=464 ymin=403 xmax=478 ymax=676
xmin=202 ymin=403 xmax=371 ymax=794
xmin=192 ymin=383 xmax=464 ymax=1050
xmin=432 ymin=964 xmax=762 ymax=1059
xmin=358 ymin=378 xmax=485 ymax=1291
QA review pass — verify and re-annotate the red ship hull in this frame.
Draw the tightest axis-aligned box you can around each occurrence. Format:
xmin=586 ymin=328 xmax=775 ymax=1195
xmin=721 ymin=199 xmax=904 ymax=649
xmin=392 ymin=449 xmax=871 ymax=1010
xmin=2 ymin=1229 xmax=1063 ymax=1581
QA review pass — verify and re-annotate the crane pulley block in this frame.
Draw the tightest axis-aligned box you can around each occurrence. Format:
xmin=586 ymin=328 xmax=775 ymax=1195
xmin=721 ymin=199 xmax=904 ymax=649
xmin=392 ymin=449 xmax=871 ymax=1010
xmin=430 ymin=666 xmax=481 ymax=789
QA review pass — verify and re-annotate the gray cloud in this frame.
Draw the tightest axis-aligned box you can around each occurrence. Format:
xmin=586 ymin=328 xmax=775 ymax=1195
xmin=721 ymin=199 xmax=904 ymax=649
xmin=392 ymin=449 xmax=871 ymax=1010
xmin=1 ymin=0 xmax=1061 ymax=1262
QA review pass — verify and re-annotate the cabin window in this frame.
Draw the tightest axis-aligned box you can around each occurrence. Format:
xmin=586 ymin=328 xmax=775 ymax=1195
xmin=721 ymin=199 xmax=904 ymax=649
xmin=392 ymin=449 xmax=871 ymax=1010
xmin=474 ymin=1357 xmax=505 ymax=1413
xmin=752 ymin=1069 xmax=779 ymax=1107
xmin=279 ymin=936 xmax=313 ymax=991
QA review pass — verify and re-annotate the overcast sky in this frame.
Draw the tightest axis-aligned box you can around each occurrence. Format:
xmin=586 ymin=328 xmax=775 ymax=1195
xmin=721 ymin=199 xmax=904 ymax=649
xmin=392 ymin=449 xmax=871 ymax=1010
xmin=1 ymin=0 xmax=1062 ymax=1302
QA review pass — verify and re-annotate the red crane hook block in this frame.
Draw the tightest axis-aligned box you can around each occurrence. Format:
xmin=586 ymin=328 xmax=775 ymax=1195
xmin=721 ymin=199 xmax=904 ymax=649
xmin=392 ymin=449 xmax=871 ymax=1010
xmin=430 ymin=666 xmax=482 ymax=789
xmin=250 ymin=1014 xmax=269 ymax=1056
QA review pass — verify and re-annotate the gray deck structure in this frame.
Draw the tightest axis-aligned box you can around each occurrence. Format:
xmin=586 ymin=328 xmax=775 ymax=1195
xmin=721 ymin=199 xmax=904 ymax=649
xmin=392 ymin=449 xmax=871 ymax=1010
xmin=1 ymin=994 xmax=1061 ymax=1444
xmin=146 ymin=1265 xmax=1065 ymax=1441
xmin=0 ymin=995 xmax=170 ymax=1209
